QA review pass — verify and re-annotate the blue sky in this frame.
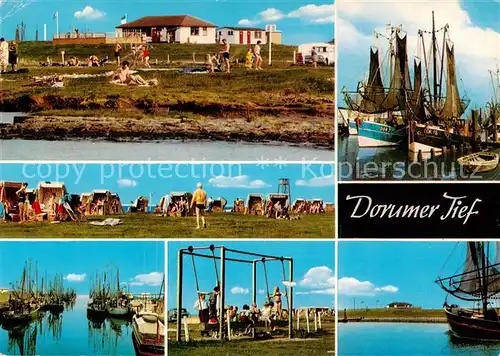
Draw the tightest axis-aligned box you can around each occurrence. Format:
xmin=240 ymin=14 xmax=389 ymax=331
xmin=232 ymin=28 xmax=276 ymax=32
xmin=337 ymin=0 xmax=499 ymax=109
xmin=0 ymin=0 xmax=334 ymax=44
xmin=338 ymin=241 xmax=493 ymax=310
xmin=168 ymin=241 xmax=334 ymax=314
xmin=0 ymin=163 xmax=335 ymax=204
xmin=0 ymin=241 xmax=165 ymax=295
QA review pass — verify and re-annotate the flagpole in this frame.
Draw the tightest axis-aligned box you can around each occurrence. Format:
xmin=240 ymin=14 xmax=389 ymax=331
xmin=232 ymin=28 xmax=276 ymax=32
xmin=56 ymin=12 xmax=59 ymax=39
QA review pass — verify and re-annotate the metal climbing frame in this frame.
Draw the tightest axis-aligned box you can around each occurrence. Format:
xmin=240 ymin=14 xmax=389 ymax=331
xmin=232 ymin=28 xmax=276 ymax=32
xmin=176 ymin=245 xmax=294 ymax=342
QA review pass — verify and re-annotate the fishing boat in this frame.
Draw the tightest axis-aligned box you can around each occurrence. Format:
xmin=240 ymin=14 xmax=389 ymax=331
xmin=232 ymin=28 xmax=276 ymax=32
xmin=406 ymin=12 xmax=470 ymax=153
xmin=435 ymin=242 xmax=500 ymax=340
xmin=107 ymin=268 xmax=133 ymax=318
xmin=132 ymin=312 xmax=165 ymax=356
xmin=87 ymin=271 xmax=109 ymax=322
xmin=342 ymin=24 xmax=411 ymax=148
xmin=457 ymin=152 xmax=499 ymax=173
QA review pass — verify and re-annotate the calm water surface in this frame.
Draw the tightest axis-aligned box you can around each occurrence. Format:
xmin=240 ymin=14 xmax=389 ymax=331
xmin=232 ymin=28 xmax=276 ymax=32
xmin=0 ymin=297 xmax=134 ymax=355
xmin=339 ymin=136 xmax=500 ymax=181
xmin=0 ymin=139 xmax=333 ymax=161
xmin=339 ymin=323 xmax=500 ymax=355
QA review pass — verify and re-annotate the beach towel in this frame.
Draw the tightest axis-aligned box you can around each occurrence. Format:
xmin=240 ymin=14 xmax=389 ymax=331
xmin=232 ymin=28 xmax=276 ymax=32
xmin=89 ymin=218 xmax=122 ymax=226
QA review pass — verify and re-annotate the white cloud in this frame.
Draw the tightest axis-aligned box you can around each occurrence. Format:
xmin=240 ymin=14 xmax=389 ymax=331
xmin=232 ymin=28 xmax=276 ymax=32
xmin=295 ymin=174 xmax=334 ymax=187
xmin=208 ymin=175 xmax=270 ymax=189
xmin=260 ymin=8 xmax=286 ymax=22
xmin=117 ymin=179 xmax=137 ymax=188
xmin=337 ymin=0 xmax=500 ymax=105
xmin=64 ymin=273 xmax=86 ymax=282
xmin=129 ymin=272 xmax=163 ymax=286
xmin=300 ymin=266 xmax=336 ymax=289
xmin=288 ymin=4 xmax=335 ymax=24
xmin=297 ymin=288 xmax=335 ymax=295
xmin=237 ymin=4 xmax=335 ymax=26
xmin=238 ymin=19 xmax=259 ymax=26
xmin=258 ymin=289 xmax=265 ymax=294
xmin=338 ymin=277 xmax=399 ymax=296
xmin=74 ymin=6 xmax=105 ymax=20
xmin=231 ymin=286 xmax=249 ymax=295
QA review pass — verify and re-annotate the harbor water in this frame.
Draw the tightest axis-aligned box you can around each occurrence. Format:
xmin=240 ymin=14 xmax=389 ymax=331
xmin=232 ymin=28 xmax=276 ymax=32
xmin=0 ymin=139 xmax=333 ymax=161
xmin=339 ymin=136 xmax=500 ymax=180
xmin=0 ymin=296 xmax=135 ymax=355
xmin=339 ymin=323 xmax=500 ymax=355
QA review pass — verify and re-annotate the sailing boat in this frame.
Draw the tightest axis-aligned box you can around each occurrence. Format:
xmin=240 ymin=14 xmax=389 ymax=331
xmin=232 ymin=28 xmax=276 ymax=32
xmin=107 ymin=268 xmax=132 ymax=318
xmin=87 ymin=271 xmax=108 ymax=322
xmin=487 ymin=67 xmax=500 ymax=142
xmin=435 ymin=242 xmax=500 ymax=340
xmin=342 ymin=25 xmax=411 ymax=147
xmin=407 ymin=12 xmax=470 ymax=153
xmin=2 ymin=262 xmax=41 ymax=330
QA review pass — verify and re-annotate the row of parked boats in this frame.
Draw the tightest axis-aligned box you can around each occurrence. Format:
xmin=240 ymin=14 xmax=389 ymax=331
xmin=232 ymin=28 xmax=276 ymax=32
xmin=0 ymin=261 xmax=76 ymax=331
xmin=338 ymin=11 xmax=500 ymax=173
xmin=86 ymin=268 xmax=165 ymax=356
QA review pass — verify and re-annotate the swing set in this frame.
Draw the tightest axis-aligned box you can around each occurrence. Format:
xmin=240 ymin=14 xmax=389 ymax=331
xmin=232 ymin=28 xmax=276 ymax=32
xmin=176 ymin=245 xmax=295 ymax=341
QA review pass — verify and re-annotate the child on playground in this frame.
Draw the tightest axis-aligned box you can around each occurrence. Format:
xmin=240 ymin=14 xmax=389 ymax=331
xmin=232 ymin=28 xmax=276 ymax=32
xmin=205 ymin=54 xmax=215 ymax=73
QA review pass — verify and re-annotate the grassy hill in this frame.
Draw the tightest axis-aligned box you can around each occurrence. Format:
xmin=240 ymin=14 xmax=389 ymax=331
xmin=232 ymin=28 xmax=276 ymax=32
xmin=17 ymin=41 xmax=297 ymax=64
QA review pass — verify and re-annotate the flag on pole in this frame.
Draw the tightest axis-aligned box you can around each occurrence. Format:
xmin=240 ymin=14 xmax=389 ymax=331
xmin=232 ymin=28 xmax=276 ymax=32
xmin=53 ymin=11 xmax=58 ymax=20
xmin=120 ymin=14 xmax=127 ymax=25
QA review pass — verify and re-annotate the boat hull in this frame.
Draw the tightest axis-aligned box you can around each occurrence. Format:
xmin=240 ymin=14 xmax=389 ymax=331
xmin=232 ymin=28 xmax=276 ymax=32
xmin=445 ymin=308 xmax=500 ymax=340
xmin=132 ymin=316 xmax=164 ymax=356
xmin=414 ymin=125 xmax=468 ymax=150
xmin=348 ymin=121 xmax=358 ymax=135
xmin=108 ymin=307 xmax=133 ymax=318
xmin=87 ymin=307 xmax=107 ymax=322
xmin=358 ymin=121 xmax=407 ymax=147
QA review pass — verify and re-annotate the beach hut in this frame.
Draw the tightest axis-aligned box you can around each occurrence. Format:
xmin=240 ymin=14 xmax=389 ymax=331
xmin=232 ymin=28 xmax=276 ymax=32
xmin=325 ymin=202 xmax=334 ymax=213
xmin=36 ymin=182 xmax=67 ymax=217
xmin=0 ymin=181 xmax=23 ymax=220
xmin=129 ymin=196 xmax=149 ymax=213
xmin=157 ymin=195 xmax=169 ymax=214
xmin=267 ymin=193 xmax=290 ymax=216
xmin=211 ymin=197 xmax=227 ymax=213
xmin=245 ymin=194 xmax=265 ymax=216
xmin=109 ymin=193 xmax=123 ymax=214
xmin=310 ymin=199 xmax=325 ymax=213
xmin=292 ymin=198 xmax=308 ymax=213
xmin=169 ymin=192 xmax=194 ymax=216
xmin=88 ymin=189 xmax=122 ymax=216
xmin=233 ymin=199 xmax=245 ymax=214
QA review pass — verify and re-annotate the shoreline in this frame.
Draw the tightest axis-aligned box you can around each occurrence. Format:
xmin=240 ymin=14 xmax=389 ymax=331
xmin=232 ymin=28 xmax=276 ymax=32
xmin=342 ymin=317 xmax=447 ymax=324
xmin=0 ymin=115 xmax=334 ymax=148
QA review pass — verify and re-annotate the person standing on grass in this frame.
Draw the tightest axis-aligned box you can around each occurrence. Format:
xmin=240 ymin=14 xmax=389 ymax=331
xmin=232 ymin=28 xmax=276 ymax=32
xmin=8 ymin=41 xmax=18 ymax=72
xmin=114 ymin=43 xmax=123 ymax=66
xmin=143 ymin=45 xmax=151 ymax=68
xmin=16 ymin=183 xmax=28 ymax=223
xmin=0 ymin=38 xmax=9 ymax=73
xmin=194 ymin=293 xmax=210 ymax=336
xmin=311 ymin=47 xmax=318 ymax=69
xmin=220 ymin=39 xmax=230 ymax=73
xmin=253 ymin=40 xmax=262 ymax=70
xmin=191 ymin=183 xmax=207 ymax=229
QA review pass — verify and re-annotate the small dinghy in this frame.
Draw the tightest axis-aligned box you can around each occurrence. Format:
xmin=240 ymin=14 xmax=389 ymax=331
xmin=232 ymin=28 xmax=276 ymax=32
xmin=457 ymin=151 xmax=499 ymax=173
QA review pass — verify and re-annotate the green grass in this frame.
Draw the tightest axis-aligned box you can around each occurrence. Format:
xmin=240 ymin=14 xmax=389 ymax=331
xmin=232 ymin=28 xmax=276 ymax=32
xmin=0 ymin=213 xmax=334 ymax=238
xmin=168 ymin=320 xmax=335 ymax=356
xmin=17 ymin=41 xmax=298 ymax=64
xmin=341 ymin=308 xmax=445 ymax=318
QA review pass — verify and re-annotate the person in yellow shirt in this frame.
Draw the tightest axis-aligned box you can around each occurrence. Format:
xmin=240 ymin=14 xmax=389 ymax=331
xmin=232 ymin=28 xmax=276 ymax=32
xmin=191 ymin=183 xmax=207 ymax=229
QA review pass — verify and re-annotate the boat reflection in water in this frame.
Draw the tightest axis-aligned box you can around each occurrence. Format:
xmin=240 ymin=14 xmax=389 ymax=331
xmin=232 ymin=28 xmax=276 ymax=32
xmin=0 ymin=297 xmax=139 ymax=356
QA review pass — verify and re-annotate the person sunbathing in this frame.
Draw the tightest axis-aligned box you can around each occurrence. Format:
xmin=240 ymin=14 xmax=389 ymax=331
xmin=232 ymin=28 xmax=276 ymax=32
xmin=112 ymin=61 xmax=158 ymax=86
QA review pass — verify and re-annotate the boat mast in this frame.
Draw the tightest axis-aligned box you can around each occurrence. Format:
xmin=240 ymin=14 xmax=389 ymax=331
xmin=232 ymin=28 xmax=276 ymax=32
xmin=432 ymin=11 xmax=438 ymax=107
xmin=481 ymin=242 xmax=488 ymax=316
